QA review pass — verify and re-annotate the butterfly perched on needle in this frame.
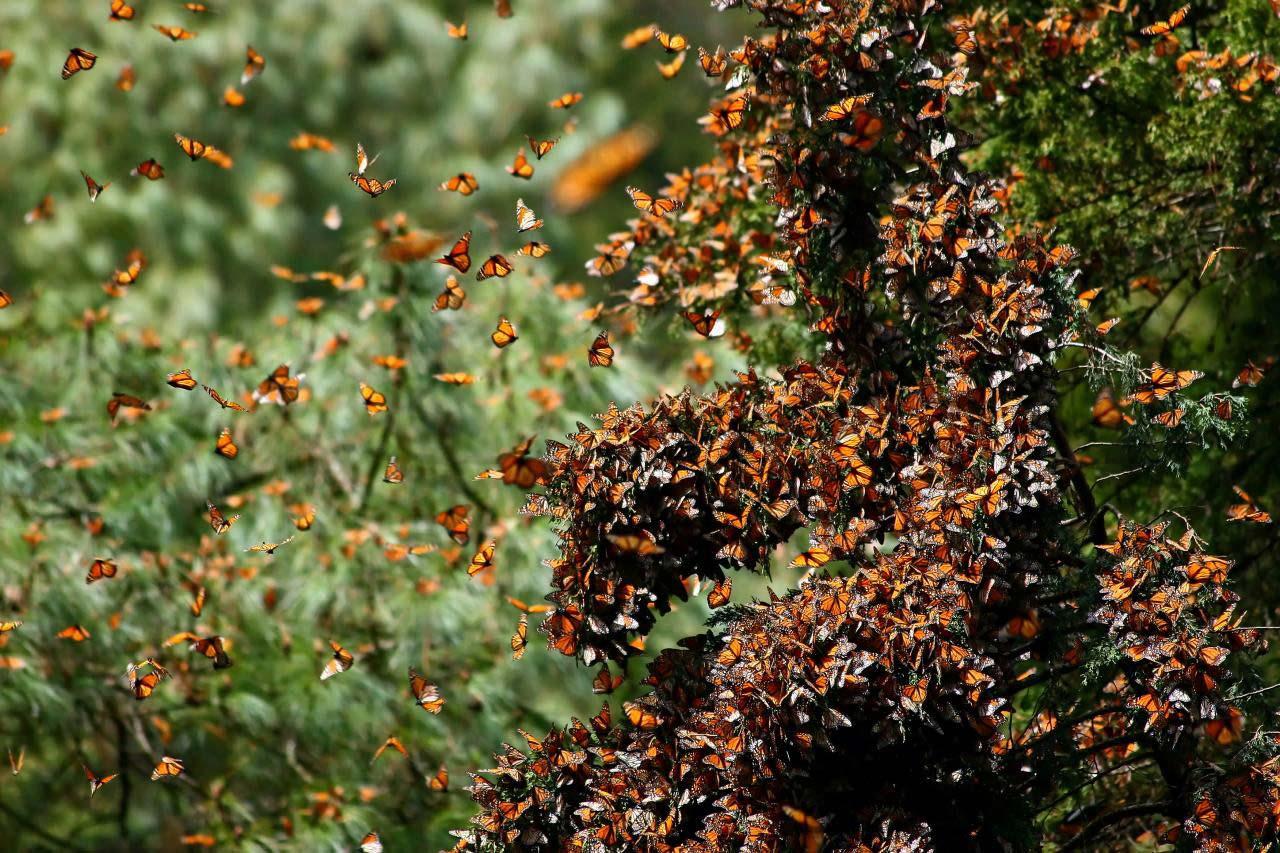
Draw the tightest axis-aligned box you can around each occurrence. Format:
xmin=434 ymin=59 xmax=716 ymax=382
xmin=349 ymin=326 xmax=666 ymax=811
xmin=81 ymin=171 xmax=110 ymax=202
xmin=206 ymin=500 xmax=240 ymax=534
xmin=245 ymin=535 xmax=294 ymax=555
xmin=321 ymin=640 xmax=354 ymax=680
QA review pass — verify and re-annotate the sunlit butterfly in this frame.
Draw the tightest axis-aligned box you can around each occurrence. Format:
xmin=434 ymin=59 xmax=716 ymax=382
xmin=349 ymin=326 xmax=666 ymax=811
xmin=435 ymin=505 xmax=470 ymax=544
xmin=447 ymin=21 xmax=468 ymax=39
xmin=383 ymin=456 xmax=404 ymax=484
xmin=515 ymin=199 xmax=543 ymax=232
xmin=153 ymin=24 xmax=197 ymax=40
xmin=408 ymin=668 xmax=445 ymax=713
xmin=221 ymin=86 xmax=245 ymax=107
xmin=468 ymin=540 xmax=496 ymax=576
xmin=434 ymin=372 xmax=476 ymax=384
xmin=353 ymin=142 xmax=380 ymax=176
xmin=320 ymin=640 xmax=354 ymax=680
xmin=241 ymin=45 xmax=265 ymax=84
xmin=432 ymin=276 xmax=466 ymax=311
xmin=477 ymin=254 xmax=514 ymax=281
xmin=206 ymin=500 xmax=240 ymax=535
xmin=1141 ymin=3 xmax=1190 ymax=36
xmin=585 ymin=241 xmax=633 ymax=276
xmin=0 ymin=621 xmax=20 ymax=633
xmin=254 ymin=364 xmax=302 ymax=405
xmin=116 ymin=64 xmax=135 ymax=91
xmin=497 ymin=435 xmax=547 ymax=487
xmin=1227 ymin=486 xmax=1271 ymax=524
xmin=527 ymin=136 xmax=558 ymax=159
xmin=1129 ymin=363 xmax=1203 ymax=404
xmin=427 ymin=765 xmax=448 ymax=791
xmin=437 ymin=231 xmax=472 ymax=273
xmin=174 ymin=133 xmax=208 ymax=160
xmin=57 ymin=625 xmax=91 ymax=642
xmin=167 ymin=368 xmax=197 ymax=390
xmin=109 ymin=0 xmax=136 ymax=20
xmin=359 ymin=382 xmax=388 ymax=414
xmin=439 ymin=173 xmax=478 ymax=195
xmin=62 ymin=48 xmax=97 ymax=80
xmin=350 ymin=173 xmax=396 ymax=197
xmin=490 ymin=317 xmax=518 ymax=348
xmin=86 ymin=558 xmax=118 ymax=584
xmin=548 ymin=91 xmax=583 ymax=109
xmin=683 ymin=308 xmax=726 ymax=338
xmin=372 ymin=736 xmax=408 ymax=764
xmin=511 ymin=615 xmax=528 ymax=660
xmin=127 ymin=659 xmax=170 ymax=701
xmin=150 ymin=756 xmax=185 ymax=781
xmin=657 ymin=51 xmax=686 ymax=79
xmin=653 ymin=27 xmax=687 ymax=52
xmin=820 ymin=94 xmax=875 ymax=122
xmin=83 ymin=764 xmax=119 ymax=797
xmin=213 ymin=427 xmax=238 ymax=459
xmin=290 ymin=132 xmax=335 ymax=152
xmin=626 ymin=186 xmax=682 ymax=218
xmin=130 ymin=158 xmax=165 ymax=180
xmin=359 ymin=832 xmax=383 ymax=853
xmin=587 ymin=331 xmax=614 ymax=367
xmin=507 ymin=149 xmax=534 ymax=180
xmin=291 ymin=504 xmax=316 ymax=531
xmin=517 ymin=241 xmax=550 ymax=258
xmin=246 ymin=536 xmax=294 ymax=555
xmin=698 ymin=46 xmax=727 ymax=76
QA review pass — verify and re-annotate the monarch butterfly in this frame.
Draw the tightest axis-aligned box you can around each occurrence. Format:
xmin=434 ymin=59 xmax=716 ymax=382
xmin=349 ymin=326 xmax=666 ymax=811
xmin=321 ymin=640 xmax=354 ymax=680
xmin=372 ymin=736 xmax=408 ymax=764
xmin=506 ymin=149 xmax=534 ymax=179
xmin=245 ymin=535 xmax=294 ymax=555
xmin=109 ymin=0 xmax=135 ymax=21
xmin=427 ymin=765 xmax=449 ymax=791
xmin=359 ymin=831 xmax=383 ymax=853
xmin=621 ymin=24 xmax=654 ymax=48
xmin=153 ymin=25 xmax=197 ymax=40
xmin=653 ymin=28 xmax=688 ymax=52
xmin=174 ymin=133 xmax=208 ymax=160
xmin=241 ymin=45 xmax=265 ymax=84
xmin=515 ymin=199 xmax=543 ymax=232
xmin=86 ymin=558 xmax=118 ymax=584
xmin=203 ymin=147 xmax=233 ymax=169
xmin=438 ymin=173 xmax=479 ymax=195
xmin=708 ymin=95 xmax=747 ymax=132
xmin=527 ymin=136 xmax=558 ymax=159
xmin=0 ymin=621 xmax=20 ymax=633
xmin=548 ymin=91 xmax=583 ymax=109
xmin=0 ymin=291 xmax=11 ymax=309
xmin=383 ymin=456 xmax=404 ymax=484
xmin=592 ymin=666 xmax=623 ymax=694
xmin=254 ymin=364 xmax=302 ymax=405
xmin=116 ymin=64 xmax=135 ymax=91
xmin=607 ymin=532 xmax=665 ymax=555
xmin=192 ymin=636 xmax=233 ymax=669
xmin=202 ymin=384 xmax=247 ymax=411
xmin=1140 ymin=4 xmax=1190 ymax=36
xmin=359 ymin=382 xmax=388 ymax=415
xmin=1095 ymin=317 xmax=1120 ymax=336
xmin=127 ymin=660 xmax=169 ymax=700
xmin=626 ymin=186 xmax=683 ymax=219
xmin=353 ymin=142 xmax=380 ymax=176
xmin=435 ymin=505 xmax=470 ymax=544
xmin=23 ymin=195 xmax=54 ymax=225
xmin=1152 ymin=408 xmax=1184 ymax=428
xmin=206 ymin=501 xmax=240 ymax=535
xmin=790 ymin=546 xmax=831 ymax=569
xmin=107 ymin=392 xmax=151 ymax=422
xmin=434 ymin=372 xmax=476 ymax=384
xmin=585 ymin=241 xmax=633 ymax=277
xmin=62 ymin=48 xmax=97 ymax=80
xmin=437 ymin=231 xmax=473 ymax=273
xmin=587 ymin=331 xmax=614 ymax=367
xmin=511 ymin=615 xmax=528 ymax=660
xmin=190 ymin=585 xmax=206 ymax=616
xmin=183 ymin=2 xmax=211 ymax=10
xmin=657 ymin=51 xmax=685 ymax=79
xmin=221 ymin=86 xmax=245 ymax=107
xmin=477 ymin=255 xmax=514 ymax=281
xmin=408 ymin=668 xmax=445 ymax=713
xmin=495 ymin=0 xmax=513 ymax=18
xmin=214 ymin=427 xmax=238 ymax=459
xmin=624 ymin=701 xmax=660 ymax=729
xmin=57 ymin=625 xmax=91 ymax=642
xmin=707 ymin=577 xmax=732 ymax=608
xmin=350 ymin=173 xmax=396 ymax=197
xmin=289 ymin=132 xmax=335 ymax=152
xmin=83 ymin=764 xmax=119 ymax=797
xmin=819 ymin=94 xmax=875 ymax=122
xmin=1130 ymin=363 xmax=1203 ymax=404
xmin=698 ymin=46 xmax=727 ymax=76
xmin=517 ymin=241 xmax=550 ymax=258
xmin=1227 ymin=486 xmax=1271 ymax=523
xmin=683 ymin=308 xmax=725 ymax=338
xmin=900 ymin=677 xmax=930 ymax=709
xmin=128 ymin=158 xmax=165 ymax=181
xmin=497 ymin=436 xmax=547 ymax=486
xmin=291 ymin=504 xmax=316 ymax=531
xmin=446 ymin=20 xmax=468 ymax=39
xmin=167 ymin=368 xmax=197 ymax=390
xmin=150 ymin=756 xmax=185 ymax=781
xmin=490 ymin=317 xmax=519 ymax=349
xmin=468 ymin=540 xmax=496 ymax=576
xmin=1233 ymin=358 xmax=1273 ymax=388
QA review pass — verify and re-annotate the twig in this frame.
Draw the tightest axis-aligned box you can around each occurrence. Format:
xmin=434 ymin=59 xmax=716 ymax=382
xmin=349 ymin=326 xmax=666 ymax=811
xmin=1058 ymin=800 xmax=1172 ymax=852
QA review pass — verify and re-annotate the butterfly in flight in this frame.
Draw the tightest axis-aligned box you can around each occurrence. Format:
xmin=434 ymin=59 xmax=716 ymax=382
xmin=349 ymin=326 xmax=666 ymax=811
xmin=409 ymin=668 xmax=445 ymax=713
xmin=447 ymin=21 xmax=468 ymax=39
xmin=86 ymin=558 xmax=118 ymax=584
xmin=435 ymin=505 xmax=471 ymax=544
xmin=351 ymin=174 xmax=396 ymax=197
xmin=626 ymin=186 xmax=683 ymax=219
xmin=432 ymin=276 xmax=466 ymax=311
xmin=495 ymin=0 xmax=514 ymax=18
xmin=371 ymin=736 xmax=408 ymax=763
xmin=245 ymin=536 xmax=294 ymax=555
xmin=587 ymin=331 xmax=614 ymax=367
xmin=437 ymin=231 xmax=473 ymax=273
xmin=383 ymin=456 xmax=404 ymax=484
xmin=202 ymin=384 xmax=247 ymax=411
xmin=167 ymin=368 xmax=197 ymax=390
xmin=359 ymin=382 xmax=388 ymax=414
xmin=439 ymin=173 xmax=478 ymax=195
xmin=360 ymin=832 xmax=384 ymax=853
xmin=548 ymin=91 xmax=583 ymax=109
xmin=241 ymin=45 xmax=265 ymax=84
xmin=517 ymin=241 xmax=550 ymax=258
xmin=321 ymin=640 xmax=354 ymax=680
xmin=106 ymin=392 xmax=151 ymax=422
xmin=506 ymin=149 xmax=534 ymax=179
xmin=57 ymin=625 xmax=91 ymax=642
xmin=83 ymin=764 xmax=119 ymax=797
xmin=62 ymin=48 xmax=97 ymax=80
xmin=174 ymin=133 xmax=208 ymax=160
xmin=206 ymin=500 xmax=240 ymax=535
xmin=490 ymin=317 xmax=519 ymax=348
xmin=153 ymin=25 xmax=197 ymax=40
xmin=116 ymin=65 xmax=135 ymax=91
xmin=1141 ymin=3 xmax=1190 ymax=36
xmin=130 ymin=159 xmax=165 ymax=181
xmin=150 ymin=756 xmax=185 ymax=781
xmin=510 ymin=615 xmax=528 ymax=660
xmin=477 ymin=254 xmax=514 ymax=281
xmin=515 ymin=199 xmax=543 ymax=232
xmin=109 ymin=0 xmax=136 ymax=21
xmin=527 ymin=136 xmax=558 ymax=159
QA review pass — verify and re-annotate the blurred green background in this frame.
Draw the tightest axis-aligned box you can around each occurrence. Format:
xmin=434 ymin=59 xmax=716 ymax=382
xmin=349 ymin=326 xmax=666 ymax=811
xmin=0 ymin=0 xmax=756 ymax=849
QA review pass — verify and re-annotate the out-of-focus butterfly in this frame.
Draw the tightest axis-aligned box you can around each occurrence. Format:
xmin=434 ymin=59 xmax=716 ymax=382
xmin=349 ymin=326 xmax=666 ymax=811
xmin=86 ymin=558 xmax=118 ymax=584
xmin=447 ymin=21 xmax=468 ymax=39
xmin=477 ymin=255 xmax=513 ymax=281
xmin=245 ymin=536 xmax=294 ymax=555
xmin=1199 ymin=245 xmax=1239 ymax=279
xmin=109 ymin=0 xmax=136 ymax=21
xmin=359 ymin=831 xmax=383 ymax=853
xmin=213 ymin=427 xmax=238 ymax=459
xmin=359 ymin=382 xmax=388 ymax=414
xmin=174 ymin=133 xmax=208 ymax=160
xmin=291 ymin=504 xmax=316 ymax=531
xmin=434 ymin=372 xmax=477 ymax=384
xmin=0 ymin=621 xmax=21 ymax=633
xmin=653 ymin=27 xmax=688 ymax=52
xmin=57 ymin=625 xmax=91 ymax=642
xmin=351 ymin=174 xmax=396 ymax=197
xmin=241 ymin=45 xmax=265 ymax=84
xmin=83 ymin=764 xmax=119 ymax=797
xmin=657 ymin=51 xmax=686 ymax=79
xmin=321 ymin=640 xmax=354 ymax=680
xmin=698 ymin=46 xmax=727 ymax=76
xmin=585 ymin=241 xmax=633 ymax=277
xmin=510 ymin=615 xmax=528 ymax=660
xmin=107 ymin=392 xmax=151 ymax=422
xmin=192 ymin=635 xmax=233 ymax=669
xmin=432 ymin=276 xmax=466 ymax=311
xmin=593 ymin=666 xmax=624 ymax=693
xmin=437 ymin=231 xmax=473 ymax=273
xmin=527 ymin=136 xmax=558 ymax=159
xmin=497 ymin=435 xmax=547 ymax=486
xmin=126 ymin=659 xmax=170 ymax=701
xmin=439 ymin=173 xmax=479 ymax=195
xmin=587 ymin=331 xmax=614 ymax=367
xmin=167 ymin=368 xmax=197 ymax=390
xmin=206 ymin=500 xmax=240 ymax=535
xmin=506 ymin=150 xmax=534 ymax=179
xmin=515 ymin=199 xmax=543 ymax=232
xmin=62 ymin=48 xmax=97 ymax=79
xmin=254 ymin=364 xmax=302 ymax=405
xmin=183 ymin=2 xmax=211 ymax=10
xmin=517 ymin=241 xmax=550 ymax=258
xmin=607 ymin=532 xmax=666 ymax=555
xmin=371 ymin=736 xmax=408 ymax=763
xmin=221 ymin=86 xmax=245 ymax=107
xmin=354 ymin=142 xmax=380 ymax=176
xmin=626 ymin=186 xmax=682 ymax=219
xmin=150 ymin=756 xmax=185 ymax=781
xmin=383 ymin=456 xmax=404 ymax=484
xmin=468 ymin=540 xmax=496 ymax=576
xmin=323 ymin=205 xmax=342 ymax=229
xmin=0 ymin=291 xmax=10 ymax=309
xmin=548 ymin=91 xmax=583 ymax=109
xmin=153 ymin=25 xmax=197 ymax=40
xmin=427 ymin=765 xmax=448 ymax=791
xmin=435 ymin=505 xmax=470 ymax=544
xmin=1227 ymin=486 xmax=1271 ymax=524
xmin=190 ymin=586 xmax=206 ymax=616
xmin=409 ymin=668 xmax=445 ymax=713
xmin=1141 ymin=3 xmax=1190 ymax=36
xmin=495 ymin=0 xmax=513 ymax=17
xmin=819 ymin=94 xmax=875 ymax=122
xmin=23 ymin=195 xmax=54 ymax=225
xmin=202 ymin=384 xmax=247 ymax=411
xmin=116 ymin=64 xmax=135 ymax=91
xmin=683 ymin=308 xmax=726 ymax=338
xmin=290 ymin=132 xmax=335 ymax=152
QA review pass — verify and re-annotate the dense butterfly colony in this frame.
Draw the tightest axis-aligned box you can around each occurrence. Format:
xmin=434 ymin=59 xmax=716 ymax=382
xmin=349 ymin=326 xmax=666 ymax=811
xmin=450 ymin=0 xmax=1280 ymax=850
